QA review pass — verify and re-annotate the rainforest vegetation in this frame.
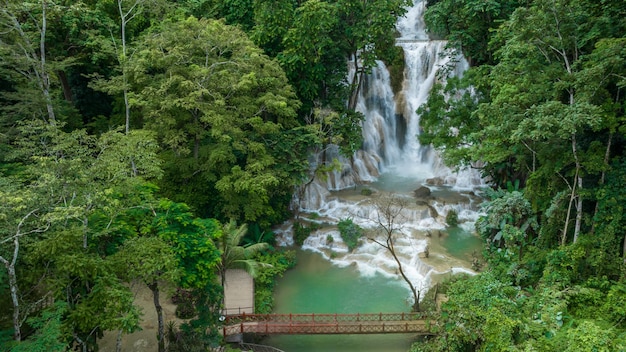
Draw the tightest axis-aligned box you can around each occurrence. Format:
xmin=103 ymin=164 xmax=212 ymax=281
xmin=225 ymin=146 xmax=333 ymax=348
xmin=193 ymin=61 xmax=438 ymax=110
xmin=1 ymin=0 xmax=625 ymax=351
xmin=414 ymin=0 xmax=626 ymax=350
xmin=0 ymin=0 xmax=407 ymax=350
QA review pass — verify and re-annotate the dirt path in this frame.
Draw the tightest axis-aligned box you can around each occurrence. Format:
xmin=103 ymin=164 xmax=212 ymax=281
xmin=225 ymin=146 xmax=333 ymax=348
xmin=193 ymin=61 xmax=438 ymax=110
xmin=98 ymin=283 xmax=182 ymax=352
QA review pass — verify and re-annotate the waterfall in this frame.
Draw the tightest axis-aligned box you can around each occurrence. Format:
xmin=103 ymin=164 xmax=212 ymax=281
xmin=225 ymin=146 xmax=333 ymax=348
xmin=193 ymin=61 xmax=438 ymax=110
xmin=282 ymin=0 xmax=485 ymax=303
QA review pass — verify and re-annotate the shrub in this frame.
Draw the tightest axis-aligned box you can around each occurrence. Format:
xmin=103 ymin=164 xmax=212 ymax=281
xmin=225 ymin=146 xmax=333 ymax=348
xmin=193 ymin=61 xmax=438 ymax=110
xmin=360 ymin=188 xmax=373 ymax=196
xmin=253 ymin=250 xmax=297 ymax=314
xmin=446 ymin=209 xmax=459 ymax=226
xmin=337 ymin=218 xmax=363 ymax=252
xmin=293 ymin=221 xmax=319 ymax=246
xmin=172 ymin=288 xmax=196 ymax=319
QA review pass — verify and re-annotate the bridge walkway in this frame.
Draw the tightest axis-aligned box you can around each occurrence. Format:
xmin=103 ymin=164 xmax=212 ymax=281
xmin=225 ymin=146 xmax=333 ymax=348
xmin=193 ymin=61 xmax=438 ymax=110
xmin=222 ymin=312 xmax=433 ymax=337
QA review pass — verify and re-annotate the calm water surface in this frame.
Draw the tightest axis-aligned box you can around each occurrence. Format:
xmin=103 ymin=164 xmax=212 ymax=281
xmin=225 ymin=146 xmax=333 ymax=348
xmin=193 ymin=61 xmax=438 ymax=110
xmin=262 ymin=250 xmax=417 ymax=352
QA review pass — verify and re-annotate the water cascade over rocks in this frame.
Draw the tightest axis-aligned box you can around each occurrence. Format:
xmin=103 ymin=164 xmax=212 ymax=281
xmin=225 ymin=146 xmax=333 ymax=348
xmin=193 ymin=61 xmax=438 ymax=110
xmin=279 ymin=0 xmax=487 ymax=304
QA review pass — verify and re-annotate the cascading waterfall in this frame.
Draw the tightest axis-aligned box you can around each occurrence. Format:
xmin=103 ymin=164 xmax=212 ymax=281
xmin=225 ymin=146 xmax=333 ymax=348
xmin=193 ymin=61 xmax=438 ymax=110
xmin=281 ymin=0 xmax=485 ymax=304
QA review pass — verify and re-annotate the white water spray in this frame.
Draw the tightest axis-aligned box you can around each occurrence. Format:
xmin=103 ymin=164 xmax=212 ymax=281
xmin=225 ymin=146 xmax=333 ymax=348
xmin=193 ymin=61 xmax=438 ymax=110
xmin=282 ymin=0 xmax=487 ymax=304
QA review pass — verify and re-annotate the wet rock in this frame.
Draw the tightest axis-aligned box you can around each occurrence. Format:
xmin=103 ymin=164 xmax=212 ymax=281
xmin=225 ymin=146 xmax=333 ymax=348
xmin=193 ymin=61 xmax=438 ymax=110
xmin=425 ymin=177 xmax=445 ymax=186
xmin=428 ymin=205 xmax=439 ymax=218
xmin=418 ymin=245 xmax=429 ymax=258
xmin=413 ymin=186 xmax=432 ymax=198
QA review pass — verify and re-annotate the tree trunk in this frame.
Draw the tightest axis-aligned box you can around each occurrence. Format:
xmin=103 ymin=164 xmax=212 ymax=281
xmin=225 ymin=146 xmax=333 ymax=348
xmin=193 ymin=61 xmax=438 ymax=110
xmin=57 ymin=70 xmax=73 ymax=102
xmin=571 ymin=133 xmax=582 ymax=244
xmin=116 ymin=329 xmax=123 ymax=352
xmin=591 ymin=132 xmax=612 ymax=234
xmin=573 ymin=175 xmax=583 ymax=244
xmin=561 ymin=170 xmax=577 ymax=246
xmin=148 ymin=281 xmax=165 ymax=352
xmin=348 ymin=52 xmax=364 ymax=111
xmin=387 ymin=240 xmax=420 ymax=311
xmin=40 ymin=0 xmax=56 ymax=125
xmin=7 ymin=264 xmax=21 ymax=341
xmin=0 ymin=228 xmax=23 ymax=341
xmin=118 ymin=0 xmax=130 ymax=134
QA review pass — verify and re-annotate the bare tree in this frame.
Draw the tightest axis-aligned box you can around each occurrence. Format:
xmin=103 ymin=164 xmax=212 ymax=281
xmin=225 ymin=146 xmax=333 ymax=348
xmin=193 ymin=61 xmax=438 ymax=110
xmin=366 ymin=193 xmax=422 ymax=311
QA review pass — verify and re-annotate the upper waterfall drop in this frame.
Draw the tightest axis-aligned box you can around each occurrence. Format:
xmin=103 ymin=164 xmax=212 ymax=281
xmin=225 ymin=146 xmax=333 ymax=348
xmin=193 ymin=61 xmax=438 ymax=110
xmin=396 ymin=0 xmax=429 ymax=41
xmin=296 ymin=0 xmax=483 ymax=212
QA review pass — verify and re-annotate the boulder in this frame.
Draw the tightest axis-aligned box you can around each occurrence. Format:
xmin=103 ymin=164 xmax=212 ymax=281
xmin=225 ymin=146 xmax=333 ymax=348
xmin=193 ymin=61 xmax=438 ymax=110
xmin=425 ymin=177 xmax=445 ymax=186
xmin=413 ymin=186 xmax=432 ymax=198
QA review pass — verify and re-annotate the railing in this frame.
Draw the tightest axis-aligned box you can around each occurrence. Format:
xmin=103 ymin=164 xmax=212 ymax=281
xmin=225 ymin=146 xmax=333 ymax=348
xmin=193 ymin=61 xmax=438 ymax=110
xmin=222 ymin=312 xmax=432 ymax=337
xmin=222 ymin=306 xmax=255 ymax=316
xmin=224 ymin=312 xmax=429 ymax=325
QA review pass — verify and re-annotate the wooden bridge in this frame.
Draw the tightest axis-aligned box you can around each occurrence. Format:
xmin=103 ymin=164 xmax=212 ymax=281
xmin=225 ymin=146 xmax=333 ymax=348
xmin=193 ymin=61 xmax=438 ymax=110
xmin=222 ymin=312 xmax=433 ymax=337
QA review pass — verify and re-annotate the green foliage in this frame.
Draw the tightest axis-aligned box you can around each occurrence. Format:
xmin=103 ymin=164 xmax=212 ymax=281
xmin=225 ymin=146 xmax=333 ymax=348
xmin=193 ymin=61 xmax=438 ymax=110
xmin=253 ymin=250 xmax=296 ymax=314
xmin=445 ymin=209 xmax=458 ymax=227
xmin=424 ymin=0 xmax=524 ymax=66
xmin=8 ymin=303 xmax=67 ymax=352
xmin=337 ymin=218 xmax=363 ymax=252
xmin=151 ymin=200 xmax=222 ymax=290
xmin=128 ymin=16 xmax=304 ymax=225
xmin=217 ymin=221 xmax=271 ymax=283
xmin=293 ymin=221 xmax=319 ymax=246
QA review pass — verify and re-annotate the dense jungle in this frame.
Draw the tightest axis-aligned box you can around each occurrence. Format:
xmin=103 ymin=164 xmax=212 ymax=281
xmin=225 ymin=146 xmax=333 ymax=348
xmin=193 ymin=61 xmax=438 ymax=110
xmin=1 ymin=0 xmax=625 ymax=351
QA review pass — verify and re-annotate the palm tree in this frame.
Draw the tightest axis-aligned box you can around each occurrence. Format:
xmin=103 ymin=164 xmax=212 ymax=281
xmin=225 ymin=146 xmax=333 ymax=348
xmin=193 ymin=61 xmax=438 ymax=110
xmin=217 ymin=221 xmax=271 ymax=288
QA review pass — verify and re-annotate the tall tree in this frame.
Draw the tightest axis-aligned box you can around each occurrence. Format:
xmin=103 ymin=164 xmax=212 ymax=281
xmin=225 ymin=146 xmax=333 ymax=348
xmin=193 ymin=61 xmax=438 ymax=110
xmin=128 ymin=16 xmax=303 ymax=224
xmin=0 ymin=179 xmax=49 ymax=342
xmin=0 ymin=0 xmax=60 ymax=125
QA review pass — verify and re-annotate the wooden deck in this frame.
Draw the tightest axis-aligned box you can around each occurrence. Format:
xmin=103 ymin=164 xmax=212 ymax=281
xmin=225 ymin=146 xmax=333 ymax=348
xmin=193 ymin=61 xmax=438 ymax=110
xmin=222 ymin=312 xmax=433 ymax=337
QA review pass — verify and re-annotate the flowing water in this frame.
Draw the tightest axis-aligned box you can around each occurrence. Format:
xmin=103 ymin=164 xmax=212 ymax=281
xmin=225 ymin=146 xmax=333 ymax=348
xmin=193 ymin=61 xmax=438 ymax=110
xmin=267 ymin=1 xmax=487 ymax=350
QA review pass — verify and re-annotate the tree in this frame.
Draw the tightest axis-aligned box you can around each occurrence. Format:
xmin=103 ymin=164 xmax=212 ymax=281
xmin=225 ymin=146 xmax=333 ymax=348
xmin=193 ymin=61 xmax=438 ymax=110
xmin=128 ymin=16 xmax=303 ymax=224
xmin=149 ymin=200 xmax=223 ymax=349
xmin=111 ymin=237 xmax=178 ymax=352
xmin=0 ymin=0 xmax=60 ymax=125
xmin=420 ymin=0 xmax=621 ymax=243
xmin=217 ymin=221 xmax=270 ymax=288
xmin=149 ymin=200 xmax=221 ymax=291
xmin=0 ymin=179 xmax=49 ymax=342
xmin=1 ymin=122 xmax=161 ymax=350
xmin=424 ymin=0 xmax=524 ymax=66
xmin=366 ymin=194 xmax=422 ymax=311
